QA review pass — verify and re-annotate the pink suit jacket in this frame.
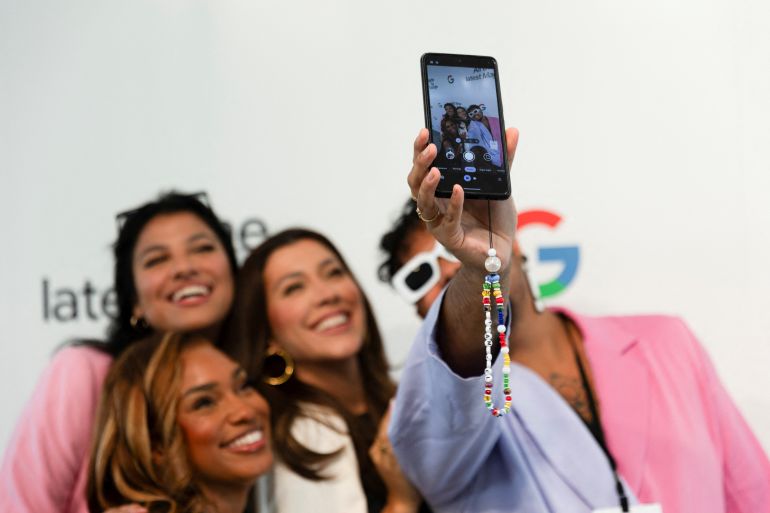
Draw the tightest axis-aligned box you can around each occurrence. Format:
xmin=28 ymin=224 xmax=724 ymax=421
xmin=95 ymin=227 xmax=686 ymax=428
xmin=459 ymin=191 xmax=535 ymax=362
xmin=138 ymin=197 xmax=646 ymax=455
xmin=0 ymin=346 xmax=112 ymax=513
xmin=571 ymin=311 xmax=770 ymax=512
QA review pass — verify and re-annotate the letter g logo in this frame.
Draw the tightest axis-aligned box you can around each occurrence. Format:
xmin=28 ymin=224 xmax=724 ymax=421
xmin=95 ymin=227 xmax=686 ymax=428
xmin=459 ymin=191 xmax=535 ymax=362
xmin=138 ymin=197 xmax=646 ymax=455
xmin=518 ymin=210 xmax=580 ymax=298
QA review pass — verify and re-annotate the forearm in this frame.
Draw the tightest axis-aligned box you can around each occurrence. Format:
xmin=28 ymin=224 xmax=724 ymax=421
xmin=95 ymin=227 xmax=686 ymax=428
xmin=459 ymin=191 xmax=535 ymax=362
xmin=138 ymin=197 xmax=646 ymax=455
xmin=437 ymin=262 xmax=510 ymax=377
xmin=390 ymin=312 xmax=502 ymax=507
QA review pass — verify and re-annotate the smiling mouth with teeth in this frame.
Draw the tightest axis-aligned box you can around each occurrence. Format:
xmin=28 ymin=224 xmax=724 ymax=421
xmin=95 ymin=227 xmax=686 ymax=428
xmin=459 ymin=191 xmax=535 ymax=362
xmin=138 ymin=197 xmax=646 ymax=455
xmin=225 ymin=429 xmax=265 ymax=450
xmin=315 ymin=313 xmax=350 ymax=332
xmin=172 ymin=285 xmax=211 ymax=303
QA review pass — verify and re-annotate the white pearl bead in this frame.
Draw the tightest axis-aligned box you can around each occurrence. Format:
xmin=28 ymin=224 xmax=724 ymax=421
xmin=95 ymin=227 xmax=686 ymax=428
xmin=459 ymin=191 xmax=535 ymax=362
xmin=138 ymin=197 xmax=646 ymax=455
xmin=488 ymin=248 xmax=497 ymax=257
xmin=484 ymin=255 xmax=502 ymax=272
xmin=501 ymin=346 xmax=510 ymax=354
xmin=497 ymin=325 xmax=506 ymax=333
xmin=503 ymin=365 xmax=511 ymax=373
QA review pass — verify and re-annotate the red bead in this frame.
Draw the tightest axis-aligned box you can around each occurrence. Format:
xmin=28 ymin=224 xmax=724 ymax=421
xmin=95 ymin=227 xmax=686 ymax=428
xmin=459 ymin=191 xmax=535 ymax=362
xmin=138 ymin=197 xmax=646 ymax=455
xmin=492 ymin=408 xmax=499 ymax=416
xmin=496 ymin=297 xmax=504 ymax=304
xmin=505 ymin=395 xmax=512 ymax=401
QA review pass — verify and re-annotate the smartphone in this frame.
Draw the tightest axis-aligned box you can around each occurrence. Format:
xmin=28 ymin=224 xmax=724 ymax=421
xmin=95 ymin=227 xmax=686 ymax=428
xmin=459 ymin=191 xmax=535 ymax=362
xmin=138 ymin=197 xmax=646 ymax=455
xmin=420 ymin=53 xmax=510 ymax=200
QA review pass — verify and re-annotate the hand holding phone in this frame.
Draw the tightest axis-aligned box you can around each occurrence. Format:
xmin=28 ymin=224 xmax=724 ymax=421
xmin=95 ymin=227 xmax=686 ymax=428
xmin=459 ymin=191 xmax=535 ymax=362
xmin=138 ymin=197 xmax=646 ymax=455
xmin=420 ymin=53 xmax=510 ymax=200
xmin=407 ymin=127 xmax=520 ymax=278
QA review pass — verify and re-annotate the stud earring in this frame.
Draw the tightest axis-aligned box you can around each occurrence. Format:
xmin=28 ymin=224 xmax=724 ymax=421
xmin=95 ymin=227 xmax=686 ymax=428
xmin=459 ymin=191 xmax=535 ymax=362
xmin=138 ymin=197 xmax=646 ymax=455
xmin=130 ymin=315 xmax=149 ymax=330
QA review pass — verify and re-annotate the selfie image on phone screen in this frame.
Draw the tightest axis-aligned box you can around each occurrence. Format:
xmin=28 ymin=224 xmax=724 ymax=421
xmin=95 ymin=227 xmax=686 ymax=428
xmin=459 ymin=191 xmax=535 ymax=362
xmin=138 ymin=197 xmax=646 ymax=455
xmin=421 ymin=53 xmax=509 ymax=199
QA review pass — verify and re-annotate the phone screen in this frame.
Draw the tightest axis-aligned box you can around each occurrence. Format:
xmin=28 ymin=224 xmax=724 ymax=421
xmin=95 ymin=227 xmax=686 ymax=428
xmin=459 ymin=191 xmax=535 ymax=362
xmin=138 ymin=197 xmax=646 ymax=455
xmin=422 ymin=54 xmax=509 ymax=199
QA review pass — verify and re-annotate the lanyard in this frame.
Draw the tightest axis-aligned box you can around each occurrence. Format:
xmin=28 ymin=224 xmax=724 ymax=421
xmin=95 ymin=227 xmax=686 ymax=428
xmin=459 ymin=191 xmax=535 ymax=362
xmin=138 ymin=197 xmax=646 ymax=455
xmin=562 ymin=317 xmax=630 ymax=512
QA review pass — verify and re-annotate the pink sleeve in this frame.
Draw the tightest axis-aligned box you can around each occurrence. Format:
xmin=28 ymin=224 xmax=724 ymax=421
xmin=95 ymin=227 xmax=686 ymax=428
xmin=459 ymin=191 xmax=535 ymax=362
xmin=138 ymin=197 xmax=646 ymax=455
xmin=691 ymin=331 xmax=770 ymax=512
xmin=0 ymin=346 xmax=111 ymax=513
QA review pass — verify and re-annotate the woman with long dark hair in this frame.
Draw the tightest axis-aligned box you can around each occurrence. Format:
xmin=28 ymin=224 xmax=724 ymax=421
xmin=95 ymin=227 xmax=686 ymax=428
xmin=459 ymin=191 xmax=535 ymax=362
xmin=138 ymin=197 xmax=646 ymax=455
xmin=224 ymin=229 xmax=422 ymax=513
xmin=0 ymin=192 xmax=238 ymax=513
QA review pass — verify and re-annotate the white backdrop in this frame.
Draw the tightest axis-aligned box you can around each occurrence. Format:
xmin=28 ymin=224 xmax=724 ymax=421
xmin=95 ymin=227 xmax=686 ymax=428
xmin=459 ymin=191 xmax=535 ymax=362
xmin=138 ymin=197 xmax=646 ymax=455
xmin=2 ymin=0 xmax=769 ymax=458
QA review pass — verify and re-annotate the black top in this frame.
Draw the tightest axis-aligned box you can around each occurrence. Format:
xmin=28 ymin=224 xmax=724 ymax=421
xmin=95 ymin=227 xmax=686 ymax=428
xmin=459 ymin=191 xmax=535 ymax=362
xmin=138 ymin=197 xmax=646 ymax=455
xmin=562 ymin=315 xmax=630 ymax=512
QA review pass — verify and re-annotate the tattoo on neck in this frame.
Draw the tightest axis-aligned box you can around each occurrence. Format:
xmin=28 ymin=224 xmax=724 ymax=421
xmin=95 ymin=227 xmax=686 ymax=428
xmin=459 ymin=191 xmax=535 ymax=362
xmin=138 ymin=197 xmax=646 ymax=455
xmin=549 ymin=372 xmax=593 ymax=424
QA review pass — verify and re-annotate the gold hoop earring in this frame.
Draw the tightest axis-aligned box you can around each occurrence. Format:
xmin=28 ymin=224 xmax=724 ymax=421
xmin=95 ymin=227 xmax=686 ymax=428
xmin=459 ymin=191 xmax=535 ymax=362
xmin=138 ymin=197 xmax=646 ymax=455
xmin=263 ymin=347 xmax=295 ymax=386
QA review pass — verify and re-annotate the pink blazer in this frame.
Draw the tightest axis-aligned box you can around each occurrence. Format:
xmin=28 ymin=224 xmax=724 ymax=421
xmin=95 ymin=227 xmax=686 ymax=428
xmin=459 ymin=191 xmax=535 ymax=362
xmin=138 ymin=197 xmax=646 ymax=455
xmin=0 ymin=346 xmax=112 ymax=513
xmin=569 ymin=311 xmax=770 ymax=512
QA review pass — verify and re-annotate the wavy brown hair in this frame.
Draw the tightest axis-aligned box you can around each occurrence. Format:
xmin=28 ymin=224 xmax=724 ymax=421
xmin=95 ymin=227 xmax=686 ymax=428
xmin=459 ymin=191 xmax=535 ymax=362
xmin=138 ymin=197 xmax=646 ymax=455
xmin=87 ymin=332 xmax=256 ymax=513
xmin=222 ymin=228 xmax=396 ymax=487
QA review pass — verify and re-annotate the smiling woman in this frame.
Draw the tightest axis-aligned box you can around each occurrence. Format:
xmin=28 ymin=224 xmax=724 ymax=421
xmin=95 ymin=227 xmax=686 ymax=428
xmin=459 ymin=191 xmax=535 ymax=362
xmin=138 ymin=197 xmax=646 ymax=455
xmin=223 ymin=229 xmax=425 ymax=513
xmin=0 ymin=192 xmax=239 ymax=513
xmin=130 ymin=211 xmax=234 ymax=338
xmin=88 ymin=332 xmax=272 ymax=513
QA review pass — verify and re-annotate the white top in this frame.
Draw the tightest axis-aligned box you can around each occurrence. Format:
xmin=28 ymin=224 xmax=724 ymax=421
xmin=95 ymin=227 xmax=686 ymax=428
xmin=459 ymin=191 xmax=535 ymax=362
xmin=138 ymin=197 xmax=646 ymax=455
xmin=273 ymin=405 xmax=367 ymax=513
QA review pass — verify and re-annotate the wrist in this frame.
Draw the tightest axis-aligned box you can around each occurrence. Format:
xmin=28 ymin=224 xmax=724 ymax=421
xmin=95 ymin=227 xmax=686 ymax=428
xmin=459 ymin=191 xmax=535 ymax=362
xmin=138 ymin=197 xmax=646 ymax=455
xmin=457 ymin=251 xmax=512 ymax=291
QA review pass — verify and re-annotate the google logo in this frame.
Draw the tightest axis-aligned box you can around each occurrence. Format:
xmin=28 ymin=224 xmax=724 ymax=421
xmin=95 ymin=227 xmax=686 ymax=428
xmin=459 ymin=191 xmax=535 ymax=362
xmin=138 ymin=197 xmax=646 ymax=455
xmin=518 ymin=209 xmax=580 ymax=298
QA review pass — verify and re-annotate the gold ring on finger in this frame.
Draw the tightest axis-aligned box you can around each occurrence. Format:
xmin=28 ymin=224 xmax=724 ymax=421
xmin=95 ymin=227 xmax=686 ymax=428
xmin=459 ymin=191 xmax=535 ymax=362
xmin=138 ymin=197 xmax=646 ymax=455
xmin=416 ymin=207 xmax=439 ymax=223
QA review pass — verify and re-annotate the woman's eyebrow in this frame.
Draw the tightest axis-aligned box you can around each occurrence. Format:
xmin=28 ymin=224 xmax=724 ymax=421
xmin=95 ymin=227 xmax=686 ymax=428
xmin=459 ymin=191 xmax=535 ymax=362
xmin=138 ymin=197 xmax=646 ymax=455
xmin=187 ymin=232 xmax=214 ymax=244
xmin=273 ymin=271 xmax=304 ymax=291
xmin=135 ymin=244 xmax=167 ymax=261
xmin=182 ymin=382 xmax=217 ymax=398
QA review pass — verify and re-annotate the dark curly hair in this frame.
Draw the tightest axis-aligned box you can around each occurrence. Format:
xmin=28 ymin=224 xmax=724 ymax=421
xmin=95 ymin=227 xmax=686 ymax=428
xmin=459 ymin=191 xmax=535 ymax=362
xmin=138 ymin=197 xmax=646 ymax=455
xmin=79 ymin=191 xmax=238 ymax=358
xmin=377 ymin=198 xmax=423 ymax=284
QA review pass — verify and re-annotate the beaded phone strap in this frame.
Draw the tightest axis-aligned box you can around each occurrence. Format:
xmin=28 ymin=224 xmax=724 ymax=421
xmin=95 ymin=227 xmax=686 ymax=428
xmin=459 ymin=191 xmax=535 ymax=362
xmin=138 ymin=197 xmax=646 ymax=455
xmin=482 ymin=201 xmax=511 ymax=417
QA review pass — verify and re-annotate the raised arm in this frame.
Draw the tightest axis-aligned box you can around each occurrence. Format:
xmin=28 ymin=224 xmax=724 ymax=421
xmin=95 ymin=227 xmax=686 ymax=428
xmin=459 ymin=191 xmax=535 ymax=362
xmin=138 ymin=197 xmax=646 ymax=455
xmin=406 ymin=127 xmax=519 ymax=377
xmin=389 ymin=128 xmax=521 ymax=508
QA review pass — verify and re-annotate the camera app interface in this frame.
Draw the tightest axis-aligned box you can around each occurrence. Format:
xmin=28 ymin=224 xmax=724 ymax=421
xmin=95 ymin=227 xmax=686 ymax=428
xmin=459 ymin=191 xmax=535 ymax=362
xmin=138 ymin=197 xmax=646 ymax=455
xmin=426 ymin=64 xmax=505 ymax=191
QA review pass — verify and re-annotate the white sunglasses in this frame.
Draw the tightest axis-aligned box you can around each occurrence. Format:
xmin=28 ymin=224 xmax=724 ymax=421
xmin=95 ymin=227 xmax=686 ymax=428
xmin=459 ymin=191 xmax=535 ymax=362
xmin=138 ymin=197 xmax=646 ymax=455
xmin=391 ymin=242 xmax=459 ymax=304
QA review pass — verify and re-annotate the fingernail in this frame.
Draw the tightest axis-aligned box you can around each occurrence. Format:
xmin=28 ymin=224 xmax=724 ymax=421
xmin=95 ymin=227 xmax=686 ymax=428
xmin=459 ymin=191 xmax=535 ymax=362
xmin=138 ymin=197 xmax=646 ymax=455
xmin=422 ymin=144 xmax=432 ymax=157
